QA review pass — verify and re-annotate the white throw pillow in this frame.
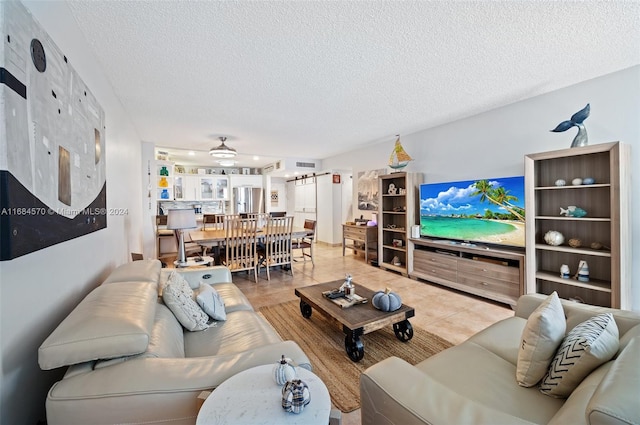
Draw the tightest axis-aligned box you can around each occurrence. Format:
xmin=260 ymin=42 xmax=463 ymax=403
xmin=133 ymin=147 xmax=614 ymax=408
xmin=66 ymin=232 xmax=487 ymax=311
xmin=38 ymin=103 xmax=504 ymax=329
xmin=516 ymin=291 xmax=566 ymax=387
xmin=166 ymin=270 xmax=194 ymax=298
xmin=196 ymin=283 xmax=227 ymax=321
xmin=162 ymin=280 xmax=209 ymax=332
xmin=540 ymin=313 xmax=619 ymax=398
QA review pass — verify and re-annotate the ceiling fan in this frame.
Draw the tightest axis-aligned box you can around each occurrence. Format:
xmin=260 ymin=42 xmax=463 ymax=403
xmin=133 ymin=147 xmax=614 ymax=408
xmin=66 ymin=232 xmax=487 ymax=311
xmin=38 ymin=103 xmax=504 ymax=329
xmin=209 ymin=137 xmax=237 ymax=159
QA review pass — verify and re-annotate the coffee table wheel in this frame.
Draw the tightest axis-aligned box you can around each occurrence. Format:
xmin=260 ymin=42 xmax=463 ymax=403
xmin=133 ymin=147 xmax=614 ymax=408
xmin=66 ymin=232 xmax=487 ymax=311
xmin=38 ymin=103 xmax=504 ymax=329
xmin=300 ymin=300 xmax=312 ymax=318
xmin=345 ymin=334 xmax=364 ymax=362
xmin=393 ymin=320 xmax=414 ymax=342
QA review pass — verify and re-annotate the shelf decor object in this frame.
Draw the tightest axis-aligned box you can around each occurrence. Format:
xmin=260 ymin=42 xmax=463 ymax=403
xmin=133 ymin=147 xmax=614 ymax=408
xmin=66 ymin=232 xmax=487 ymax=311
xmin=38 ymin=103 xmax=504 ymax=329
xmin=550 ymin=103 xmax=590 ymax=148
xmin=524 ymin=142 xmax=631 ymax=309
xmin=388 ymin=135 xmax=413 ymax=171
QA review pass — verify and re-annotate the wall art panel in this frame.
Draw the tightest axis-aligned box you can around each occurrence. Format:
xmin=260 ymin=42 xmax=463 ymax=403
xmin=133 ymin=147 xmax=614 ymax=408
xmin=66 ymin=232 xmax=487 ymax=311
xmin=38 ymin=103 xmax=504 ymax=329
xmin=0 ymin=1 xmax=106 ymax=260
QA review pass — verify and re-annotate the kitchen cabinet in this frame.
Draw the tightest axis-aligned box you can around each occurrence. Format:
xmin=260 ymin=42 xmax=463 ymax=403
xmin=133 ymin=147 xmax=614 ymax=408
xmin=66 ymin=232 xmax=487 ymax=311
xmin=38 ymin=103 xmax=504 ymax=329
xmin=174 ymin=175 xmax=229 ymax=201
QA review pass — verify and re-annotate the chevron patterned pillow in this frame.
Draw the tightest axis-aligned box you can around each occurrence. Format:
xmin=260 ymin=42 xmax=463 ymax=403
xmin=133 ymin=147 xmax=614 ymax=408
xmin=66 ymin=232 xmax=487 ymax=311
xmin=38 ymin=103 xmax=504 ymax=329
xmin=540 ymin=313 xmax=619 ymax=398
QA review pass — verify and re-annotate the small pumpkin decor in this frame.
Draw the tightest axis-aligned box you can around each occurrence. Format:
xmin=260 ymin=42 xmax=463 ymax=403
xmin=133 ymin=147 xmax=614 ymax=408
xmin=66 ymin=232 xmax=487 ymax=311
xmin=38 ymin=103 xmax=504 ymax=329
xmin=281 ymin=379 xmax=311 ymax=414
xmin=372 ymin=287 xmax=402 ymax=312
xmin=273 ymin=355 xmax=296 ymax=386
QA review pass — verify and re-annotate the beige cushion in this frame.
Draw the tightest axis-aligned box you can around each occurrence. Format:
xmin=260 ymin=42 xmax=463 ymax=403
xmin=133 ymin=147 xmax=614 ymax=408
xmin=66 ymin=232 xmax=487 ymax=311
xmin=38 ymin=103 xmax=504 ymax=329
xmin=38 ymin=281 xmax=157 ymax=370
xmin=93 ymin=304 xmax=185 ymax=368
xmin=102 ymin=259 xmax=161 ymax=285
xmin=516 ymin=291 xmax=566 ymax=387
xmin=162 ymin=273 xmax=209 ymax=331
xmin=541 ymin=313 xmax=619 ymax=398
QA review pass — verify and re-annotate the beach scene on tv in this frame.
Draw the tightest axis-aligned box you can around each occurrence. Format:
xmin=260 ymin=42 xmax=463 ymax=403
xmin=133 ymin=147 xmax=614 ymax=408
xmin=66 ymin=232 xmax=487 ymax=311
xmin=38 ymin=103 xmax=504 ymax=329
xmin=419 ymin=176 xmax=525 ymax=247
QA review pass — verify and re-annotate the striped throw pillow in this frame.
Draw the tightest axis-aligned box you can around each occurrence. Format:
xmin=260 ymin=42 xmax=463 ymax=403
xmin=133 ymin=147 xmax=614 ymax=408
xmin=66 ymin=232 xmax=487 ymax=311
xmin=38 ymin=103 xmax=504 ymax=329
xmin=540 ymin=313 xmax=619 ymax=398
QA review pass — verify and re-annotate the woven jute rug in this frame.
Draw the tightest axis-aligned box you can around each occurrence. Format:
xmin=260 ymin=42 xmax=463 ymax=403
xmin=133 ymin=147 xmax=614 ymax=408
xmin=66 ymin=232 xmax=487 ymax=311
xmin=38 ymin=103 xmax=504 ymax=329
xmin=258 ymin=300 xmax=453 ymax=413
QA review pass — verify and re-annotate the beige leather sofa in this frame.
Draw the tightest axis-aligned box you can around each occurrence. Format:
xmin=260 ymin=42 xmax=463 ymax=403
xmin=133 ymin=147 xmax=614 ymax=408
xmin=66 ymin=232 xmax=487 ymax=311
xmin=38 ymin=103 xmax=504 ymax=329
xmin=360 ymin=294 xmax=640 ymax=425
xmin=38 ymin=259 xmax=310 ymax=425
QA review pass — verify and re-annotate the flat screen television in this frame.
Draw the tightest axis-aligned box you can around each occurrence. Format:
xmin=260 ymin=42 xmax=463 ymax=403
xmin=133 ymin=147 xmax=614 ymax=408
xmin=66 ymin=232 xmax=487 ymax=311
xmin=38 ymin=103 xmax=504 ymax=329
xmin=419 ymin=176 xmax=525 ymax=248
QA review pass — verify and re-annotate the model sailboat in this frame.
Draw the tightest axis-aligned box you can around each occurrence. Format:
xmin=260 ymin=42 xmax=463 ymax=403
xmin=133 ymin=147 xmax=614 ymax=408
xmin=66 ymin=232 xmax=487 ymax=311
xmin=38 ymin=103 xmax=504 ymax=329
xmin=388 ymin=135 xmax=413 ymax=170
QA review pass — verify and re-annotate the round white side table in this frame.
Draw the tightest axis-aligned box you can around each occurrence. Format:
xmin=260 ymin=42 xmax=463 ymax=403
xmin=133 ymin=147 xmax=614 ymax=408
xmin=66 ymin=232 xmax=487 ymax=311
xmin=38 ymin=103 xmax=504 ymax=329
xmin=174 ymin=255 xmax=214 ymax=268
xmin=196 ymin=364 xmax=331 ymax=425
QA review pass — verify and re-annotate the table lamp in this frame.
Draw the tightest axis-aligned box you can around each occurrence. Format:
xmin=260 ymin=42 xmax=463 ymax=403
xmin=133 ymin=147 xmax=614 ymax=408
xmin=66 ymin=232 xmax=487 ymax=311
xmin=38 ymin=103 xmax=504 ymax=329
xmin=167 ymin=209 xmax=197 ymax=267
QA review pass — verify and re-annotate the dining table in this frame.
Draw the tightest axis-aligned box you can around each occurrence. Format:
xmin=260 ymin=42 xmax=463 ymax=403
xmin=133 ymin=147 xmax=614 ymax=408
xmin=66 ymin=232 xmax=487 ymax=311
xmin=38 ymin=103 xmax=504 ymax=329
xmin=189 ymin=227 xmax=311 ymax=263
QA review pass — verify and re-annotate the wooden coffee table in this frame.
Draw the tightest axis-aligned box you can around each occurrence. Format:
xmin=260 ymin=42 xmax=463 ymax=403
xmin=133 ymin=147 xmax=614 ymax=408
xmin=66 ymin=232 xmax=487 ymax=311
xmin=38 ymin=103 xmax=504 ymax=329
xmin=294 ymin=280 xmax=415 ymax=362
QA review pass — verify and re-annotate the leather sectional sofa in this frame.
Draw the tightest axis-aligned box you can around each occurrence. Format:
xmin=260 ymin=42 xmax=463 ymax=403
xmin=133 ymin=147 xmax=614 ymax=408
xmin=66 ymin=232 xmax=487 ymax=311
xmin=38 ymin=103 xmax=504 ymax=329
xmin=360 ymin=293 xmax=640 ymax=425
xmin=38 ymin=259 xmax=310 ymax=425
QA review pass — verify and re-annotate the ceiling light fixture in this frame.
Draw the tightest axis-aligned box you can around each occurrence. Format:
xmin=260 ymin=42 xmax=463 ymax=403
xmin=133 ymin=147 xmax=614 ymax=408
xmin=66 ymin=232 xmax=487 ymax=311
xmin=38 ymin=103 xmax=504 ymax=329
xmin=209 ymin=136 xmax=237 ymax=158
xmin=216 ymin=159 xmax=236 ymax=167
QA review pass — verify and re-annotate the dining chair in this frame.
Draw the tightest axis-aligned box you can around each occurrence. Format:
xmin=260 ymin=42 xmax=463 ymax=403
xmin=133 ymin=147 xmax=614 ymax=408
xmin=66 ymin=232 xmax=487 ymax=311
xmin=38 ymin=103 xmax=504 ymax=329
xmin=155 ymin=215 xmax=176 ymax=260
xmin=202 ymin=214 xmax=224 ymax=230
xmin=174 ymin=230 xmax=203 ymax=258
xmin=259 ymin=216 xmax=294 ymax=281
xmin=293 ymin=219 xmax=316 ymax=266
xmin=222 ymin=218 xmax=258 ymax=282
xmin=249 ymin=212 xmax=269 ymax=229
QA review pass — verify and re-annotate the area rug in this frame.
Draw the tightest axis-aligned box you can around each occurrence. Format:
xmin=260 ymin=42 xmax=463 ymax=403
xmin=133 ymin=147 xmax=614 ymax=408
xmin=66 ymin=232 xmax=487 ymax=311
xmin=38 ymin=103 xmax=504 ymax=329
xmin=258 ymin=300 xmax=454 ymax=413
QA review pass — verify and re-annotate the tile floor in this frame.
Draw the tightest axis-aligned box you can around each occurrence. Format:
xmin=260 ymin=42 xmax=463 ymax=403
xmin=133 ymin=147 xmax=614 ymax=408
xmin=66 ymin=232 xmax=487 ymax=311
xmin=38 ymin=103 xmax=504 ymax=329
xmin=223 ymin=243 xmax=515 ymax=424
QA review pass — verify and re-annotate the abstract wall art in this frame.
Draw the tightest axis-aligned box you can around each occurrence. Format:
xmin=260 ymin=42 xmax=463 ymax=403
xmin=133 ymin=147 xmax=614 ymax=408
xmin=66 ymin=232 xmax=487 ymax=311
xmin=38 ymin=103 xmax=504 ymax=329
xmin=0 ymin=2 xmax=106 ymax=260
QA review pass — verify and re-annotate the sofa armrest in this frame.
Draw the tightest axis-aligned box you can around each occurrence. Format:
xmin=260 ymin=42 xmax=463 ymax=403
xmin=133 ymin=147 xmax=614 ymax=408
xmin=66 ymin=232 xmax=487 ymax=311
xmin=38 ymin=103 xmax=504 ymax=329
xmin=46 ymin=341 xmax=310 ymax=425
xmin=360 ymin=356 xmax=537 ymax=425
xmin=162 ymin=265 xmax=232 ymax=289
xmin=587 ymin=337 xmax=640 ymax=425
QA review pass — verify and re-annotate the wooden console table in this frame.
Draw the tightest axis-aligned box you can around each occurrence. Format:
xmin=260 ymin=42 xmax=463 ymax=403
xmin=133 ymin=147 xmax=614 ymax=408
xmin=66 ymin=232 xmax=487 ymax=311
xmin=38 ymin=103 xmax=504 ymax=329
xmin=342 ymin=224 xmax=378 ymax=263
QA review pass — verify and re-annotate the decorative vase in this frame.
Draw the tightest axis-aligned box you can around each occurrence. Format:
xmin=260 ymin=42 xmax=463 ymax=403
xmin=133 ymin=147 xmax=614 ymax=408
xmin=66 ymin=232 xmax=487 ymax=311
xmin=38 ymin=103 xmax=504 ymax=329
xmin=159 ymin=166 xmax=169 ymax=176
xmin=281 ymin=379 xmax=310 ymax=414
xmin=159 ymin=177 xmax=169 ymax=187
xmin=577 ymin=260 xmax=589 ymax=282
xmin=273 ymin=355 xmax=296 ymax=386
xmin=160 ymin=189 xmax=169 ymax=199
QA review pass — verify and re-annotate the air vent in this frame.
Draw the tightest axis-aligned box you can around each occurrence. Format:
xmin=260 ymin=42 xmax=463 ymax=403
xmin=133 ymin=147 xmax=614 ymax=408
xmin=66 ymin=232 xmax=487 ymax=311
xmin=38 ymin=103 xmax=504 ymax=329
xmin=263 ymin=164 xmax=275 ymax=173
xmin=296 ymin=161 xmax=316 ymax=168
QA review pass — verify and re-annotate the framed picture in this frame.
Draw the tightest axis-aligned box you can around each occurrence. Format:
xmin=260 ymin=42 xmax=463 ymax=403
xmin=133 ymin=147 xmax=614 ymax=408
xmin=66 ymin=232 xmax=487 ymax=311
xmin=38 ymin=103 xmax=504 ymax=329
xmin=357 ymin=168 xmax=385 ymax=211
xmin=332 ymin=174 xmax=341 ymax=184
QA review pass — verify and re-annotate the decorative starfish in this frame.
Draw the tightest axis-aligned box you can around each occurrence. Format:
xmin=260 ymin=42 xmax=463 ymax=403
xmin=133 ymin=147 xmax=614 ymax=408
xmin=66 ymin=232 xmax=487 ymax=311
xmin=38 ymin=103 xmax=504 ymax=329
xmin=550 ymin=104 xmax=590 ymax=148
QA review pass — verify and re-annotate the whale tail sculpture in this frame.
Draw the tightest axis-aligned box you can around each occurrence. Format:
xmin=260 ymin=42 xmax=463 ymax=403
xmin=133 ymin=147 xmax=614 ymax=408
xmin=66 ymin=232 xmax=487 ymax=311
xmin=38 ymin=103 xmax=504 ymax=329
xmin=550 ymin=104 xmax=590 ymax=148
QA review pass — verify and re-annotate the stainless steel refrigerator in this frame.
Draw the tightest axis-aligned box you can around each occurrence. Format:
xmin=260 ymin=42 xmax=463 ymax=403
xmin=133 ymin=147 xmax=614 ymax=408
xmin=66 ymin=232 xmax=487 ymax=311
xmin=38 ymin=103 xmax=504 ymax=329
xmin=233 ymin=187 xmax=263 ymax=214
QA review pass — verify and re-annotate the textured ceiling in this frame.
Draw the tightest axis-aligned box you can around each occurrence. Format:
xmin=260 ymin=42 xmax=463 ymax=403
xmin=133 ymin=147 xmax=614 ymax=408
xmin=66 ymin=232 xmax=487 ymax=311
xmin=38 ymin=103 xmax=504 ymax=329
xmin=64 ymin=1 xmax=640 ymax=168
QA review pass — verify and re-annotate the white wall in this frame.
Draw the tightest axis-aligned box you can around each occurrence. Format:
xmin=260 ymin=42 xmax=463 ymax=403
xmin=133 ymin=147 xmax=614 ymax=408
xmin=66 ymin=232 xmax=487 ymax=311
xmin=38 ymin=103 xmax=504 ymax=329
xmin=324 ymin=66 xmax=640 ymax=311
xmin=0 ymin=2 xmax=144 ymax=424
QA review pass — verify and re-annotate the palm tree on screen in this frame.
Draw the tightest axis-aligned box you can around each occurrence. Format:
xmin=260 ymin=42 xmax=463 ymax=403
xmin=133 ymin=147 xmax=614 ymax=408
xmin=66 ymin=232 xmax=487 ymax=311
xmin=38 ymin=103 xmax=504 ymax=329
xmin=471 ymin=180 xmax=524 ymax=221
